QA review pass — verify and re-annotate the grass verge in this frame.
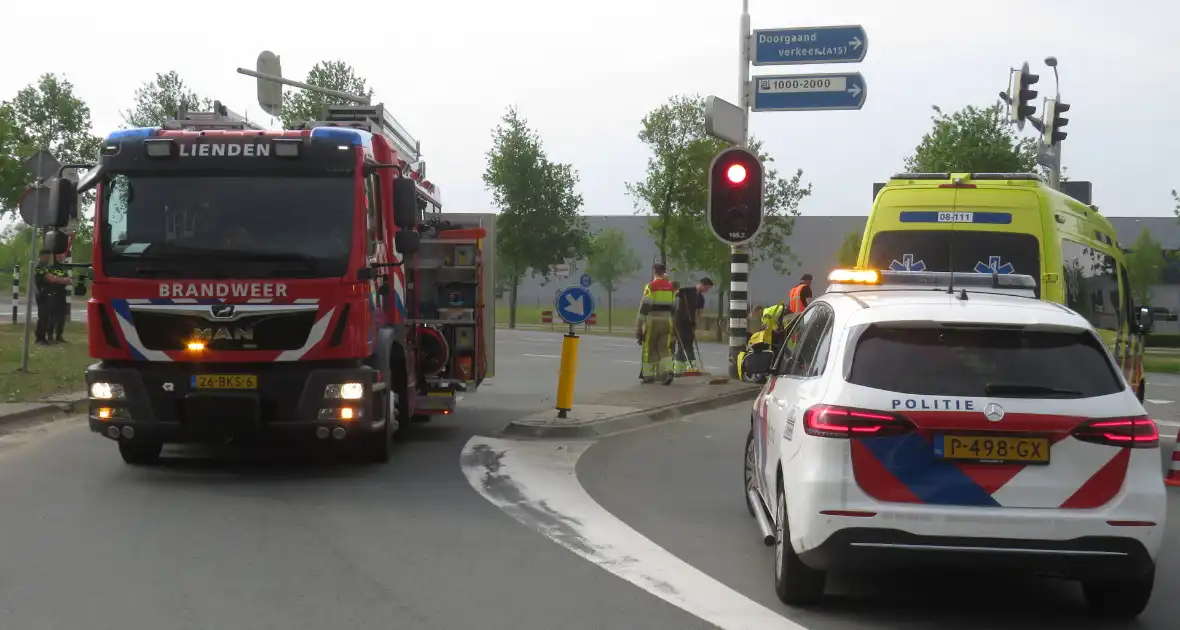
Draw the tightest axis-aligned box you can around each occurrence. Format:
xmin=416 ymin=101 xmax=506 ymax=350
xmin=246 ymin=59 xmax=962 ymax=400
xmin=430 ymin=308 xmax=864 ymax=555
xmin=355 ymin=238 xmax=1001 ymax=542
xmin=0 ymin=322 xmax=91 ymax=402
xmin=1143 ymin=355 xmax=1180 ymax=374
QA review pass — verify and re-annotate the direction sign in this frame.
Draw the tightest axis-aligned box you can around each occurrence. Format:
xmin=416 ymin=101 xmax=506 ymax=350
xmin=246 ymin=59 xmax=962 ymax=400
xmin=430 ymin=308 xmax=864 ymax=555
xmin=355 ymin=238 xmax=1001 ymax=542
xmin=579 ymin=273 xmax=592 ymax=289
xmin=751 ymin=72 xmax=867 ymax=112
xmin=555 ymin=286 xmax=595 ymax=326
xmin=751 ymin=25 xmax=867 ymax=66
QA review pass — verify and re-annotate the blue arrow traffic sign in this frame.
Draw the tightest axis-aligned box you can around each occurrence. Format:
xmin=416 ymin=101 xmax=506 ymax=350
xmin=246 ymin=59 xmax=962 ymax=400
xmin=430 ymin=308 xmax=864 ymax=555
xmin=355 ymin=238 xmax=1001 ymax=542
xmin=751 ymin=25 xmax=867 ymax=66
xmin=579 ymin=273 xmax=592 ymax=289
xmin=751 ymin=72 xmax=867 ymax=112
xmin=555 ymin=286 xmax=595 ymax=325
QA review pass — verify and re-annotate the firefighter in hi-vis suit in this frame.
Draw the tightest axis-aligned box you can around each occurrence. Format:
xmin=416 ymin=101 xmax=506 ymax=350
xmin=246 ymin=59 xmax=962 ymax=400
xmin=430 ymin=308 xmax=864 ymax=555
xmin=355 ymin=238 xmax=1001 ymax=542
xmin=636 ymin=263 xmax=677 ymax=385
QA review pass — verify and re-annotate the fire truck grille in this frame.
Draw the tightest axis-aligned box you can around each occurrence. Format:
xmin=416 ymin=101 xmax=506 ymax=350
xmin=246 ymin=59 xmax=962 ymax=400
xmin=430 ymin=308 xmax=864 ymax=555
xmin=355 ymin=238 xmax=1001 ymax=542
xmin=129 ymin=311 xmax=318 ymax=352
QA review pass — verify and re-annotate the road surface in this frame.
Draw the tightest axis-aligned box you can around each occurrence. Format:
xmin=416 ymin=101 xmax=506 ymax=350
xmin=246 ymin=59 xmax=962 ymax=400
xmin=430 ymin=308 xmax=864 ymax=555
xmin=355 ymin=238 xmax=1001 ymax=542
xmin=571 ymin=401 xmax=1179 ymax=630
xmin=0 ymin=328 xmax=722 ymax=630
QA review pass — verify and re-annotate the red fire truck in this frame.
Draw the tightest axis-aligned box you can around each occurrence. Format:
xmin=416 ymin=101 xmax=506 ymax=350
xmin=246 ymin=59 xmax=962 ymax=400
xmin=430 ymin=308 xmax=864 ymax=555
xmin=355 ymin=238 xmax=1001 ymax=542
xmin=49 ymin=101 xmax=495 ymax=465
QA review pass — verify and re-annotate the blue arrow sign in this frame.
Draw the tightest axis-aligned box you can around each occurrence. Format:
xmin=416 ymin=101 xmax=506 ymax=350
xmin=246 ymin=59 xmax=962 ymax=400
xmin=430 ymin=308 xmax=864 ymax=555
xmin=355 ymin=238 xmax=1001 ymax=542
xmin=751 ymin=25 xmax=868 ymax=66
xmin=751 ymin=72 xmax=867 ymax=113
xmin=579 ymin=273 xmax=592 ymax=289
xmin=555 ymin=286 xmax=595 ymax=325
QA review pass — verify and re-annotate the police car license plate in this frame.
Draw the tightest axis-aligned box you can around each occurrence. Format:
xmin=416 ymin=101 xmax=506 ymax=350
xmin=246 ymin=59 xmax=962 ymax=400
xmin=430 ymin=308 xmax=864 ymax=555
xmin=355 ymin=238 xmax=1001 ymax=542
xmin=193 ymin=374 xmax=258 ymax=390
xmin=936 ymin=435 xmax=1050 ymax=464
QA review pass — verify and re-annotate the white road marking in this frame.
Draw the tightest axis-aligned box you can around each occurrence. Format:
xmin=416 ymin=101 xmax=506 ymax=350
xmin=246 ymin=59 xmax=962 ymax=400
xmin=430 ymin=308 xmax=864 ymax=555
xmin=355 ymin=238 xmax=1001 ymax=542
xmin=1146 ymin=399 xmax=1174 ymax=405
xmin=612 ymin=359 xmax=641 ymax=365
xmin=522 ymin=353 xmax=560 ymax=359
xmin=1148 ymin=381 xmax=1180 ymax=388
xmin=460 ymin=437 xmax=809 ymax=630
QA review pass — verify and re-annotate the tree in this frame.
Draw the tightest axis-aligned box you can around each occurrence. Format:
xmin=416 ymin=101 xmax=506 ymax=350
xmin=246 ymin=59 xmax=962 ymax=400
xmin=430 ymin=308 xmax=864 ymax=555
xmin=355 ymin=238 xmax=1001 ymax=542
xmin=905 ymin=101 xmax=1039 ymax=174
xmin=627 ymin=94 xmax=812 ymax=287
xmin=1171 ymin=189 xmax=1179 ymax=218
xmin=1126 ymin=227 xmax=1163 ymax=305
xmin=122 ymin=71 xmax=212 ymax=128
xmin=281 ymin=60 xmax=374 ymax=128
xmin=585 ymin=228 xmax=640 ymax=331
xmin=837 ymin=230 xmax=862 ymax=267
xmin=1 ymin=74 xmax=103 ymax=217
xmin=484 ymin=106 xmax=591 ymax=328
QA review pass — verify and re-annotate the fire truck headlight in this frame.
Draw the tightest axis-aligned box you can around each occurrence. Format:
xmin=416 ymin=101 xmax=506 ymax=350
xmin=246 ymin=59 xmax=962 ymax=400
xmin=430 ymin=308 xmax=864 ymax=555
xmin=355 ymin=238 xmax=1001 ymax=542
xmin=273 ymin=139 xmax=301 ymax=158
xmin=324 ymin=382 xmax=365 ymax=400
xmin=90 ymin=382 xmax=126 ymax=400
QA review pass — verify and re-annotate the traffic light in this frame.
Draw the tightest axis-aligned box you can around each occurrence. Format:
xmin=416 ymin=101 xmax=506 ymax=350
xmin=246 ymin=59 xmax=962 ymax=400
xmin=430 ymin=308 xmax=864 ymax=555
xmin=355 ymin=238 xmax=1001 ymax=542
xmin=708 ymin=147 xmax=764 ymax=247
xmin=1043 ymin=99 xmax=1070 ymax=145
xmin=1007 ymin=61 xmax=1039 ymax=130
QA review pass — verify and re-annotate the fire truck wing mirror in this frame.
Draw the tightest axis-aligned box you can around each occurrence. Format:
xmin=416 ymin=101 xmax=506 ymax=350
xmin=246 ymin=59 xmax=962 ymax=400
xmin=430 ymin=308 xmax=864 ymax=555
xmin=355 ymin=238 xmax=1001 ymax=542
xmin=392 ymin=178 xmax=419 ymax=229
xmin=43 ymin=230 xmax=70 ymax=256
xmin=395 ymin=229 xmax=420 ymax=255
xmin=48 ymin=177 xmax=78 ymax=226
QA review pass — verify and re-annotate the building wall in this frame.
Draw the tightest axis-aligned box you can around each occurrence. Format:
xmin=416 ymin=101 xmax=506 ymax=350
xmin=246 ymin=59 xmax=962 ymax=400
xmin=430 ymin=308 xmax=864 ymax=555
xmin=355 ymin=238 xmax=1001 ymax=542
xmin=493 ymin=214 xmax=1180 ymax=324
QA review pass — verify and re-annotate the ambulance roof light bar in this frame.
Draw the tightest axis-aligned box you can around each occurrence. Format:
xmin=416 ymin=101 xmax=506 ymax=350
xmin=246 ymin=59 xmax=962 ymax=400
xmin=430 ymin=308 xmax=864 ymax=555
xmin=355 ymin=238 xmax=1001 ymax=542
xmin=163 ymin=100 xmax=266 ymax=131
xmin=826 ymin=268 xmax=1037 ymax=297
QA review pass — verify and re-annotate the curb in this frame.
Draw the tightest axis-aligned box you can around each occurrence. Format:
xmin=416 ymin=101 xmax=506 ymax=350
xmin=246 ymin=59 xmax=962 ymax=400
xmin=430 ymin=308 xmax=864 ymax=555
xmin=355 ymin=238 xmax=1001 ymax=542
xmin=0 ymin=397 xmax=88 ymax=430
xmin=501 ymin=384 xmax=761 ymax=439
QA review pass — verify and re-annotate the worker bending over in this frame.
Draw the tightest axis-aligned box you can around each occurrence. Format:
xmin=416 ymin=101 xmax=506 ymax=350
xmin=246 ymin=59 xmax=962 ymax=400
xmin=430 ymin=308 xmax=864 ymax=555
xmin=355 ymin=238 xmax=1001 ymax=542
xmin=636 ymin=263 xmax=677 ymax=385
xmin=673 ymin=277 xmax=713 ymax=376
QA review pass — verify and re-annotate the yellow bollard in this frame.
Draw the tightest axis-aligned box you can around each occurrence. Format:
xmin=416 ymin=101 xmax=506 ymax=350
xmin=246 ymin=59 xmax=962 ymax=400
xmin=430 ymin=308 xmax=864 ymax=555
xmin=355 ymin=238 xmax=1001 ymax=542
xmin=555 ymin=328 xmax=581 ymax=417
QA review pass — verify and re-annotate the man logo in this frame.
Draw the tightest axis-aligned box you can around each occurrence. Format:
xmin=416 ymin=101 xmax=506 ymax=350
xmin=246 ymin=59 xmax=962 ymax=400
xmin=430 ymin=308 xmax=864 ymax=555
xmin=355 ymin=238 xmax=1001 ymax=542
xmin=210 ymin=304 xmax=236 ymax=319
xmin=983 ymin=403 xmax=1005 ymax=422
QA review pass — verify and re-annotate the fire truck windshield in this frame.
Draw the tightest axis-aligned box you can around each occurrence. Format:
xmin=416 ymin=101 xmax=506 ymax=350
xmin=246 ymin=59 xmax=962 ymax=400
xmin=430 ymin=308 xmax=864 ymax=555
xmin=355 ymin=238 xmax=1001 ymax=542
xmin=99 ymin=173 xmax=355 ymax=279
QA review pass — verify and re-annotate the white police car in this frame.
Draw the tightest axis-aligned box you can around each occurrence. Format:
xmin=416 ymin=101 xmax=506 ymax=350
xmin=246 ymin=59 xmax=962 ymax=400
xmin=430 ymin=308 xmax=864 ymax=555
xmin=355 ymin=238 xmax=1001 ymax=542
xmin=741 ymin=268 xmax=1167 ymax=618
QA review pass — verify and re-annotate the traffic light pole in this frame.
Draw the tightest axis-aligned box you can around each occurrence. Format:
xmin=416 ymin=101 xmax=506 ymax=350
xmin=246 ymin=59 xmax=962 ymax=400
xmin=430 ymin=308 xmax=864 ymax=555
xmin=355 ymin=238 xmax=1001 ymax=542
xmin=728 ymin=0 xmax=752 ymax=380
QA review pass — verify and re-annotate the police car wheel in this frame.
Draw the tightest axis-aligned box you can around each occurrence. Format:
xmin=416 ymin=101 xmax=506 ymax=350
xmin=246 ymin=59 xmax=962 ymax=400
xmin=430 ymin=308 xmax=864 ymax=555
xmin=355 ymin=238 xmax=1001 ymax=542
xmin=1081 ymin=568 xmax=1154 ymax=619
xmin=118 ymin=440 xmax=162 ymax=466
xmin=744 ymin=429 xmax=757 ymax=517
xmin=773 ymin=484 xmax=825 ymax=606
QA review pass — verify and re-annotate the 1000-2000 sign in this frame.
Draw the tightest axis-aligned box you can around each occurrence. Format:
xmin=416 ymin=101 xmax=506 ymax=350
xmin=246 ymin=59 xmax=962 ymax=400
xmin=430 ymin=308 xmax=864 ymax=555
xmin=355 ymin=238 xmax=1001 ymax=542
xmin=759 ymin=76 xmax=847 ymax=94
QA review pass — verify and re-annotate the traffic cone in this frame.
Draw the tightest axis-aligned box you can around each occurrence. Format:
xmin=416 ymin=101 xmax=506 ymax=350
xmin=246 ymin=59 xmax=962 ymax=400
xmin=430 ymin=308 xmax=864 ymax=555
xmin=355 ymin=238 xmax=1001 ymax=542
xmin=1166 ymin=429 xmax=1180 ymax=488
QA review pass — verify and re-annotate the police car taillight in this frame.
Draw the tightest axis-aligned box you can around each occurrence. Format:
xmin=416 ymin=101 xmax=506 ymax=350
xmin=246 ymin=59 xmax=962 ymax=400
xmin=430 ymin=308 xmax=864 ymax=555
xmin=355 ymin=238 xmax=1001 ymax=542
xmin=803 ymin=404 xmax=915 ymax=439
xmin=1070 ymin=416 xmax=1159 ymax=449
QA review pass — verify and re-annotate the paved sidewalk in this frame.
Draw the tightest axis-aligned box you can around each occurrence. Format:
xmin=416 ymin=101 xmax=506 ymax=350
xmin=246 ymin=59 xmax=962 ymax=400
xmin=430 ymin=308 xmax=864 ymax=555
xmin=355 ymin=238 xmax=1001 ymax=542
xmin=502 ymin=376 xmax=759 ymax=439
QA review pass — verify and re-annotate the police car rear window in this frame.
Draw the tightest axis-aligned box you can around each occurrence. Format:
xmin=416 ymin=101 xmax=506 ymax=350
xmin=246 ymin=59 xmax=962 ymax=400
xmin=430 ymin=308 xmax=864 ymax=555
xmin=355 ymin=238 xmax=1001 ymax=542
xmin=847 ymin=325 xmax=1124 ymax=398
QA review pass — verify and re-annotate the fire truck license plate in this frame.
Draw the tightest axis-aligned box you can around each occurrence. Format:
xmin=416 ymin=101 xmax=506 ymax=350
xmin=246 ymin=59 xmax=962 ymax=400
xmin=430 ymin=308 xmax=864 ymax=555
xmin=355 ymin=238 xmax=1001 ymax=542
xmin=193 ymin=374 xmax=258 ymax=390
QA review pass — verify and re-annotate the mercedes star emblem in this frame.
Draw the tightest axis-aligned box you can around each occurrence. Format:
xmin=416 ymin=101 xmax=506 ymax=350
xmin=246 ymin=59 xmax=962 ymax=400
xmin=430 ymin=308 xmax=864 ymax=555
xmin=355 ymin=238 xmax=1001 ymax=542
xmin=983 ymin=402 xmax=1005 ymax=422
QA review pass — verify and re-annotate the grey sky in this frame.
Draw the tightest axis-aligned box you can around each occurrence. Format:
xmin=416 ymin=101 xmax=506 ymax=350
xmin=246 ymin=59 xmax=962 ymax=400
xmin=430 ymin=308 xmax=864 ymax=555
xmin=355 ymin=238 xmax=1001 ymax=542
xmin=2 ymin=0 xmax=1176 ymax=218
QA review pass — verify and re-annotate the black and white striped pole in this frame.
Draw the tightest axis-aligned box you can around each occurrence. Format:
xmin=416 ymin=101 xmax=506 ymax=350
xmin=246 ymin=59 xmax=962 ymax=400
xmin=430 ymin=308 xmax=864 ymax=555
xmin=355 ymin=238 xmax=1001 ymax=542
xmin=704 ymin=0 xmax=764 ymax=378
xmin=11 ymin=264 xmax=18 ymax=324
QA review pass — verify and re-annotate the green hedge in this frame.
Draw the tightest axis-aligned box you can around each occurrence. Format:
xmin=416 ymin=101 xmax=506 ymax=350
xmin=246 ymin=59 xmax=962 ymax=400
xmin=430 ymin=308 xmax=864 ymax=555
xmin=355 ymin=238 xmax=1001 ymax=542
xmin=1147 ymin=333 xmax=1180 ymax=349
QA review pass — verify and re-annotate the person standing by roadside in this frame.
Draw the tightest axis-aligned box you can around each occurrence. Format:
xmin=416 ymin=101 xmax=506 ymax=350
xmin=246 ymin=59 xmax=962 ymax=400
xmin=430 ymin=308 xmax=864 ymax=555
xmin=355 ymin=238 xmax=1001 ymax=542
xmin=635 ymin=263 xmax=677 ymax=385
xmin=50 ymin=252 xmax=73 ymax=343
xmin=33 ymin=250 xmax=70 ymax=345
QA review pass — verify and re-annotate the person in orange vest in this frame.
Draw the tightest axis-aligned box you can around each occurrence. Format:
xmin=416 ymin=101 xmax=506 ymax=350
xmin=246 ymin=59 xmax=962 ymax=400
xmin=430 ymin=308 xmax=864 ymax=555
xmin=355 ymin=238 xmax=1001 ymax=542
xmin=788 ymin=273 xmax=814 ymax=313
xmin=636 ymin=263 xmax=677 ymax=385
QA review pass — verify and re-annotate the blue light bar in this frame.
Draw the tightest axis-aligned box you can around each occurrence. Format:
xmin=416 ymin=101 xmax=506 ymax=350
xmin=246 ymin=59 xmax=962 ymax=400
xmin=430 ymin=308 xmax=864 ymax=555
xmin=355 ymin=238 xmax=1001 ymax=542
xmin=107 ymin=128 xmax=157 ymax=141
xmin=310 ymin=127 xmax=370 ymax=146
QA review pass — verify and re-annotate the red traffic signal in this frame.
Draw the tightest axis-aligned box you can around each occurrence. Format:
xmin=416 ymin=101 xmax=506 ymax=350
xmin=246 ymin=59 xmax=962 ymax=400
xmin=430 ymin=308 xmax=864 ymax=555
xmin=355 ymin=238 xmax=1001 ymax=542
xmin=708 ymin=147 xmax=764 ymax=247
xmin=726 ymin=163 xmax=748 ymax=184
